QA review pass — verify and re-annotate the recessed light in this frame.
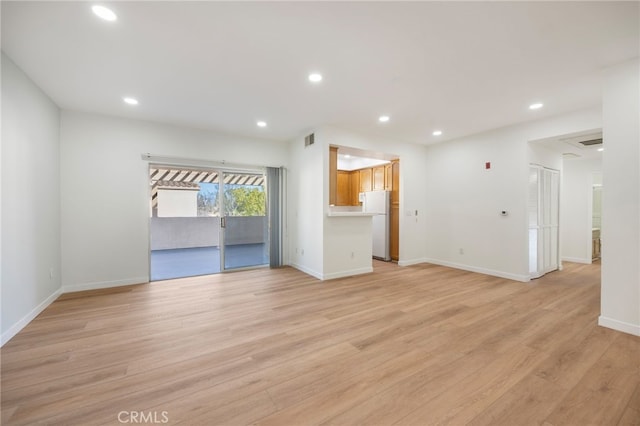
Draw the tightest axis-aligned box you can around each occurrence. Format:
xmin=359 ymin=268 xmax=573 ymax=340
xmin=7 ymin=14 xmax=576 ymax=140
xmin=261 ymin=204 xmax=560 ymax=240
xmin=344 ymin=154 xmax=351 ymax=159
xmin=92 ymin=5 xmax=117 ymax=22
xmin=379 ymin=115 xmax=390 ymax=123
xmin=597 ymin=148 xmax=604 ymax=152
xmin=257 ymin=121 xmax=267 ymax=128
xmin=123 ymin=97 xmax=138 ymax=105
xmin=432 ymin=130 xmax=443 ymax=136
xmin=308 ymin=73 xmax=323 ymax=83
xmin=529 ymin=102 xmax=544 ymax=110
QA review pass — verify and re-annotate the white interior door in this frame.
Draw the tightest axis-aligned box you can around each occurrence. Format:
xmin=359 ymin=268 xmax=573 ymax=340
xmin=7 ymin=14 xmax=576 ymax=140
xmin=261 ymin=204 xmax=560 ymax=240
xmin=529 ymin=165 xmax=560 ymax=279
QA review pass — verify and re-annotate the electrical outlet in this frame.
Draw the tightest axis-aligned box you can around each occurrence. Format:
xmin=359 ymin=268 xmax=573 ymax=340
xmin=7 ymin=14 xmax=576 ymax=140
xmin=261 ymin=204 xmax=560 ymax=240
xmin=351 ymin=251 xmax=355 ymax=259
xmin=459 ymin=248 xmax=464 ymax=255
xmin=49 ymin=268 xmax=54 ymax=279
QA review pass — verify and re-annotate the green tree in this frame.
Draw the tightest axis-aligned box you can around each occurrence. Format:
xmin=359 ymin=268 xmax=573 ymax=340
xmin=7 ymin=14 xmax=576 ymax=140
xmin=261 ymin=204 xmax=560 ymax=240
xmin=197 ymin=189 xmax=219 ymax=216
xmin=224 ymin=186 xmax=266 ymax=216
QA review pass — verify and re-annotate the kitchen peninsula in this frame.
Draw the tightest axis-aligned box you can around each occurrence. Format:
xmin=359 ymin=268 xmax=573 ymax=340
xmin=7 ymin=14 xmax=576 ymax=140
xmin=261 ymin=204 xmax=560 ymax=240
xmin=324 ymin=205 xmax=375 ymax=279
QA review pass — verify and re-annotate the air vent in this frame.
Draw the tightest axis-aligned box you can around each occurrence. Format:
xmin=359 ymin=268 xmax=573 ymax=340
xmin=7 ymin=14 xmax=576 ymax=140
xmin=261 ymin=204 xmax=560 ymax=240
xmin=304 ymin=133 xmax=315 ymax=147
xmin=578 ymin=138 xmax=603 ymax=147
xmin=561 ymin=131 xmax=603 ymax=150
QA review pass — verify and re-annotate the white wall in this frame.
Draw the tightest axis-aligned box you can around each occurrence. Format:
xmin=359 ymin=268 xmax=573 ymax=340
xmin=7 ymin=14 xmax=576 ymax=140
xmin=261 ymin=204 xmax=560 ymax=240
xmin=287 ymin=131 xmax=325 ymax=278
xmin=561 ymin=157 xmax=602 ymax=264
xmin=423 ymin=108 xmax=601 ymax=282
xmin=1 ymin=53 xmax=61 ymax=344
xmin=60 ymin=111 xmax=288 ymax=291
xmin=600 ymin=59 xmax=640 ymax=336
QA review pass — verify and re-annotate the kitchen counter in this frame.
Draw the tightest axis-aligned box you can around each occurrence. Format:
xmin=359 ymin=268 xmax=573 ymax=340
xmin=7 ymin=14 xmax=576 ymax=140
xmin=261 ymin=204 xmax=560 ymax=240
xmin=327 ymin=211 xmax=376 ymax=217
xmin=327 ymin=206 xmax=375 ymax=217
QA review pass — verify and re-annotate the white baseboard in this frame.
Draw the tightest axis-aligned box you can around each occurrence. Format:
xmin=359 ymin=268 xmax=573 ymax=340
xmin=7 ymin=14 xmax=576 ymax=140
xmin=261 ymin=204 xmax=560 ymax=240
xmin=398 ymin=258 xmax=428 ymax=267
xmin=1 ymin=288 xmax=63 ymax=346
xmin=289 ymin=262 xmax=323 ymax=280
xmin=422 ymin=258 xmax=530 ymax=283
xmin=562 ymin=257 xmax=592 ymax=264
xmin=62 ymin=276 xmax=149 ymax=293
xmin=598 ymin=316 xmax=640 ymax=336
xmin=322 ymin=267 xmax=373 ymax=280
xmin=289 ymin=263 xmax=373 ymax=281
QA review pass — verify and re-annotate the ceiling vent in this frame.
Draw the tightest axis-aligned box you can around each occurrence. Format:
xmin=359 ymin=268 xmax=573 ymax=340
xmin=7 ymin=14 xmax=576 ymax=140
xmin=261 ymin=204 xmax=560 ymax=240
xmin=304 ymin=133 xmax=315 ymax=147
xmin=561 ymin=131 xmax=603 ymax=150
xmin=578 ymin=138 xmax=603 ymax=147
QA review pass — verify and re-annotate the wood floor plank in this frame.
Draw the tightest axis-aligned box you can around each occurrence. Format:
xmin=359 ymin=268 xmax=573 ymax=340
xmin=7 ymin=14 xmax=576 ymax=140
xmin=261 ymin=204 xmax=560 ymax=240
xmin=256 ymin=349 xmax=436 ymax=426
xmin=392 ymin=346 xmax=549 ymax=425
xmin=533 ymin=322 xmax=619 ymax=390
xmin=544 ymin=333 xmax=640 ymax=426
xmin=317 ymin=349 xmax=490 ymax=426
xmin=1 ymin=260 xmax=637 ymax=425
xmin=467 ymin=374 xmax=568 ymax=425
xmin=617 ymin=383 xmax=640 ymax=426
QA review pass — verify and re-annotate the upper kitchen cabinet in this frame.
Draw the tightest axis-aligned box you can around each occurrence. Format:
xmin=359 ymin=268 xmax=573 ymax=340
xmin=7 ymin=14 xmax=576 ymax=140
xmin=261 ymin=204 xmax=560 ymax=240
xmin=373 ymin=166 xmax=385 ymax=191
xmin=360 ymin=168 xmax=372 ymax=193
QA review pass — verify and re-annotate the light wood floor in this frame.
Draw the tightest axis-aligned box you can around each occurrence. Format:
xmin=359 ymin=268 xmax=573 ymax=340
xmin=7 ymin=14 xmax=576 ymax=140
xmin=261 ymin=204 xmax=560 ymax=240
xmin=2 ymin=261 xmax=639 ymax=425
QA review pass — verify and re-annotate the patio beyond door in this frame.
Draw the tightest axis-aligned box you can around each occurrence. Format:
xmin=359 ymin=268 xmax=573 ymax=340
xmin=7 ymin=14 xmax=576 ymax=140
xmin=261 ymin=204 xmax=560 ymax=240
xmin=149 ymin=165 xmax=269 ymax=281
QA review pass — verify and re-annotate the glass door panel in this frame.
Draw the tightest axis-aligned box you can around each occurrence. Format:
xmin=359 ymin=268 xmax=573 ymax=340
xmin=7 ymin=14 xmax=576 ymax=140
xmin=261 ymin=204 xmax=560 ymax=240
xmin=220 ymin=171 xmax=269 ymax=270
xmin=149 ymin=166 xmax=221 ymax=280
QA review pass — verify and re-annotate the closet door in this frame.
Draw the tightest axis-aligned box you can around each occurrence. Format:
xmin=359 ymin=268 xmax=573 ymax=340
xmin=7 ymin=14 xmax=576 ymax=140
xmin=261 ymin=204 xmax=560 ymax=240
xmin=541 ymin=168 xmax=559 ymax=274
xmin=529 ymin=165 xmax=560 ymax=279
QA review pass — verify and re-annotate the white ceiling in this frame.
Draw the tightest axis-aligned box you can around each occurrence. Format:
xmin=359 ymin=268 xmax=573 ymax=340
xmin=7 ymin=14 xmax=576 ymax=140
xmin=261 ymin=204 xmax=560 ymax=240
xmin=2 ymin=1 xmax=638 ymax=145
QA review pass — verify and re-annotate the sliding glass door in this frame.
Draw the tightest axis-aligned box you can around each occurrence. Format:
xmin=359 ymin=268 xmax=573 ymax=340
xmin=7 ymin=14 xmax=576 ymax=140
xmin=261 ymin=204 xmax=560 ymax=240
xmin=220 ymin=171 xmax=269 ymax=270
xmin=149 ymin=165 xmax=268 ymax=281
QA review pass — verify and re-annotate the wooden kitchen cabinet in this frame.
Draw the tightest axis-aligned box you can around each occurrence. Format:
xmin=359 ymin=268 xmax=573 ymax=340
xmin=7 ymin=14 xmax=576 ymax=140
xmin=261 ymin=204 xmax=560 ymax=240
xmin=360 ymin=168 xmax=372 ymax=193
xmin=336 ymin=171 xmax=351 ymax=206
xmin=373 ymin=166 xmax=385 ymax=191
xmin=350 ymin=170 xmax=361 ymax=205
xmin=391 ymin=161 xmax=400 ymax=204
xmin=384 ymin=164 xmax=393 ymax=191
xmin=390 ymin=160 xmax=400 ymax=261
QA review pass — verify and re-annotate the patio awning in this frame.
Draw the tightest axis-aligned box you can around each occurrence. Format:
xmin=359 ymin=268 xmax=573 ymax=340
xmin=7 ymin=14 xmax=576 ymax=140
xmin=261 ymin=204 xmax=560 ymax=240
xmin=150 ymin=166 xmax=265 ymax=209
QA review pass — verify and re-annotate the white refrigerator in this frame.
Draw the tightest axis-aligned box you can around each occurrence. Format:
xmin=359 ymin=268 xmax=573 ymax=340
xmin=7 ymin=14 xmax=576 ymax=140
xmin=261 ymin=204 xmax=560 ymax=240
xmin=362 ymin=191 xmax=391 ymax=261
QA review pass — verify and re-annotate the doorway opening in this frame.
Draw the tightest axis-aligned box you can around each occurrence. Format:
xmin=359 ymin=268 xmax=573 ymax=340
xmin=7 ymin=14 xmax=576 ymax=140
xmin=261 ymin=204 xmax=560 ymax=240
xmin=149 ymin=165 xmax=269 ymax=281
xmin=530 ymin=129 xmax=603 ymax=271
